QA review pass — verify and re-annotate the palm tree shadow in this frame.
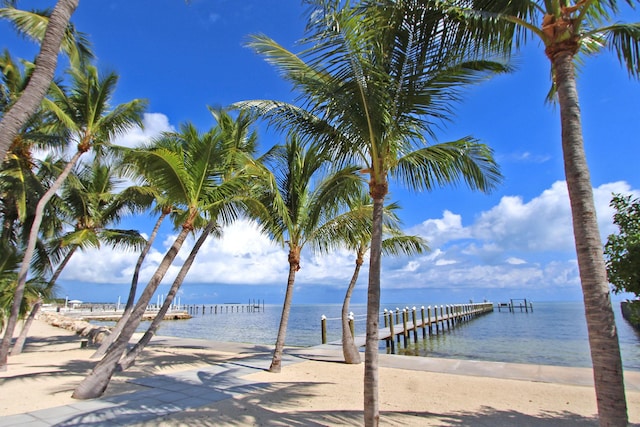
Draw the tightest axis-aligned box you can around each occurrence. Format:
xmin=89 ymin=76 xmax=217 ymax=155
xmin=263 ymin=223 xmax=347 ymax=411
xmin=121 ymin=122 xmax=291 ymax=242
xmin=426 ymin=406 xmax=606 ymax=426
xmin=18 ymin=332 xmax=86 ymax=349
xmin=30 ymin=364 xmax=637 ymax=427
xmin=51 ymin=382 xmax=617 ymax=427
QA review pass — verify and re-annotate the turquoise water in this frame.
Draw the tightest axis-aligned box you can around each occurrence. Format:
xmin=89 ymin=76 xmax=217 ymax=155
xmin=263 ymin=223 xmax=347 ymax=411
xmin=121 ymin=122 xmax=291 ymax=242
xmin=131 ymin=301 xmax=639 ymax=370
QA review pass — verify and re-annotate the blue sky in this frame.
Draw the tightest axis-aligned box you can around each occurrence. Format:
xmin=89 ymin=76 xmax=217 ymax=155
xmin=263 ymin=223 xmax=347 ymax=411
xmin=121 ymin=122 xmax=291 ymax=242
xmin=2 ymin=1 xmax=639 ymax=306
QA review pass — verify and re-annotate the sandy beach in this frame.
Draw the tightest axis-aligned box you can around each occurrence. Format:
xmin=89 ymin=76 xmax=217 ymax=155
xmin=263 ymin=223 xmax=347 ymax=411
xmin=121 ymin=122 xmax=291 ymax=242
xmin=1 ymin=318 xmax=639 ymax=426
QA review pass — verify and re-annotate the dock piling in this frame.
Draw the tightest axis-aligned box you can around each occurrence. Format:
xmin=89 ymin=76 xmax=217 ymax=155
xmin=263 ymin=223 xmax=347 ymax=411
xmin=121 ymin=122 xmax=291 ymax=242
xmin=321 ymin=315 xmax=327 ymax=344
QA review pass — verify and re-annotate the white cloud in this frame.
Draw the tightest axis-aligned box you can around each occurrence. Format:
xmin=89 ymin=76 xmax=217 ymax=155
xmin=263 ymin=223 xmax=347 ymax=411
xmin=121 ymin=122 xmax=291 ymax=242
xmin=174 ymin=220 xmax=288 ymax=286
xmin=471 ymin=182 xmax=573 ymax=252
xmin=380 ymin=180 xmax=637 ymax=295
xmin=112 ymin=113 xmax=174 ymax=148
xmin=501 ymin=151 xmax=551 ymax=164
xmin=58 ymin=180 xmax=638 ymax=301
xmin=407 ymin=210 xmax=469 ymax=247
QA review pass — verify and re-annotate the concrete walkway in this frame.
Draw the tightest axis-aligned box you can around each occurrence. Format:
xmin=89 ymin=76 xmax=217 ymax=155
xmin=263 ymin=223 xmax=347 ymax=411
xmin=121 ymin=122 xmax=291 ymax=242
xmin=2 ymin=338 xmax=639 ymax=427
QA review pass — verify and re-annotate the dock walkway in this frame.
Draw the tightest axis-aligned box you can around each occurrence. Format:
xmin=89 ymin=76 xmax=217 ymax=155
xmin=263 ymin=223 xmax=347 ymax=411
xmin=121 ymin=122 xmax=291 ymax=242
xmin=323 ymin=302 xmax=494 ymax=350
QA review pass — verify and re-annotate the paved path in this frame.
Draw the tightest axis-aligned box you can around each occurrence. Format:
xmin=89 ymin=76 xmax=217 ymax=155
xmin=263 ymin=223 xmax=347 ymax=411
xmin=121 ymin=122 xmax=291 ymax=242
xmin=2 ymin=337 xmax=639 ymax=427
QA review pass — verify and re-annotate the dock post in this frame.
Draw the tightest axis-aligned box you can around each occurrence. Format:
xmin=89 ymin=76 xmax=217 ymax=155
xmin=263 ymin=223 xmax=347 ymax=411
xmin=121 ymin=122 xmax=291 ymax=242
xmin=321 ymin=315 xmax=327 ymax=344
xmin=395 ymin=309 xmax=401 ymax=343
xmin=383 ymin=309 xmax=390 ymax=349
xmin=411 ymin=307 xmax=418 ymax=342
xmin=388 ymin=312 xmax=395 ymax=352
xmin=427 ymin=306 xmax=433 ymax=335
xmin=402 ymin=309 xmax=408 ymax=347
xmin=420 ymin=306 xmax=426 ymax=338
xmin=382 ymin=308 xmax=389 ymax=348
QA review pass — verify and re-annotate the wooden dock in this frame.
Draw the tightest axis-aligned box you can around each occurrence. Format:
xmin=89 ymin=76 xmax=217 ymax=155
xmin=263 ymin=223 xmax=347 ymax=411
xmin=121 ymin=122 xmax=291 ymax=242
xmin=69 ymin=310 xmax=192 ymax=321
xmin=321 ymin=302 xmax=494 ymax=350
xmin=185 ymin=300 xmax=265 ymax=315
xmin=496 ymin=298 xmax=533 ymax=313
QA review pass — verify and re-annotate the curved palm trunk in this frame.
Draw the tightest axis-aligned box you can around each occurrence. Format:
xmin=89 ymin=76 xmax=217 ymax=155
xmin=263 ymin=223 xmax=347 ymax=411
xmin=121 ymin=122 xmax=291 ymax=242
xmin=364 ymin=194 xmax=384 ymax=427
xmin=554 ymin=52 xmax=628 ymax=426
xmin=0 ymin=150 xmax=83 ymax=370
xmin=0 ymin=0 xmax=78 ymax=162
xmin=10 ymin=300 xmax=39 ymax=356
xmin=342 ymin=253 xmax=363 ymax=364
xmin=118 ymin=222 xmax=212 ymax=371
xmin=92 ymin=212 xmax=167 ymax=359
xmin=11 ymin=246 xmax=78 ymax=355
xmin=72 ymin=226 xmax=191 ymax=400
xmin=269 ymin=247 xmax=300 ymax=373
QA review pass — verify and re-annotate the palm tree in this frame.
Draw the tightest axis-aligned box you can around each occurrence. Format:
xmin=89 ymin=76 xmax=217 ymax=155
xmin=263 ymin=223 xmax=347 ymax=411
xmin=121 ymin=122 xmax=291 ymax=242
xmin=93 ymin=108 xmax=259 ymax=360
xmin=0 ymin=52 xmax=66 ymax=249
xmin=0 ymin=0 xmax=91 ymax=161
xmin=117 ymin=220 xmax=220 ymax=371
xmin=235 ymin=2 xmax=504 ymax=423
xmin=90 ymin=195 xmax=170 ymax=360
xmin=0 ymin=243 xmax=50 ymax=332
xmin=11 ymin=161 xmax=147 ymax=355
xmin=255 ymin=135 xmax=364 ymax=373
xmin=0 ymin=65 xmax=146 ymax=370
xmin=114 ymin=109 xmax=261 ymax=368
xmin=72 ymin=119 xmax=257 ymax=399
xmin=338 ymin=196 xmax=429 ymax=364
xmin=450 ymin=2 xmax=640 ymax=424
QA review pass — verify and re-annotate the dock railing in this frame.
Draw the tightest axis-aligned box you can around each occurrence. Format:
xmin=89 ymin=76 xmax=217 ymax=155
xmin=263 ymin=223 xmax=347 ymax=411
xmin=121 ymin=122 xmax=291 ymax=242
xmin=321 ymin=302 xmax=494 ymax=349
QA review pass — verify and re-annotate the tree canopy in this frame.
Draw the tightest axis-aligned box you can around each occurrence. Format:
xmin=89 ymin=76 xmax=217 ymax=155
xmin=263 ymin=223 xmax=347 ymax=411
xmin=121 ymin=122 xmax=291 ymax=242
xmin=605 ymin=193 xmax=640 ymax=298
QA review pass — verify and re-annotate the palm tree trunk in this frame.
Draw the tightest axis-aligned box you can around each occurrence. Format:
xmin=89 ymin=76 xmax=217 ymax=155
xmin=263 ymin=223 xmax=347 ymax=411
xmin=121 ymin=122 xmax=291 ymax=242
xmin=554 ymin=52 xmax=628 ymax=426
xmin=92 ymin=212 xmax=167 ymax=359
xmin=0 ymin=150 xmax=83 ymax=371
xmin=118 ymin=222 xmax=212 ymax=371
xmin=364 ymin=195 xmax=384 ymax=427
xmin=71 ymin=226 xmax=191 ymax=400
xmin=269 ymin=246 xmax=300 ymax=373
xmin=11 ymin=245 xmax=78 ymax=355
xmin=0 ymin=0 xmax=79 ymax=162
xmin=127 ymin=211 xmax=167 ymax=310
xmin=342 ymin=254 xmax=363 ymax=364
xmin=10 ymin=299 xmax=40 ymax=356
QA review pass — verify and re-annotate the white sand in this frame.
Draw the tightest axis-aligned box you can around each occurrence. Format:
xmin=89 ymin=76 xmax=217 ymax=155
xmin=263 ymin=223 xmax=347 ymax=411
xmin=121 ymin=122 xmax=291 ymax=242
xmin=1 ymin=318 xmax=639 ymax=426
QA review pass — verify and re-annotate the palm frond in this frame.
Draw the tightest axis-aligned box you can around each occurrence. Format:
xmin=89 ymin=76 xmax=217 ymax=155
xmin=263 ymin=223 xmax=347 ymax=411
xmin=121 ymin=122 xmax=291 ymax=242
xmin=381 ymin=233 xmax=429 ymax=257
xmin=0 ymin=6 xmax=93 ymax=66
xmin=393 ymin=137 xmax=502 ymax=193
xmin=602 ymin=22 xmax=640 ymax=78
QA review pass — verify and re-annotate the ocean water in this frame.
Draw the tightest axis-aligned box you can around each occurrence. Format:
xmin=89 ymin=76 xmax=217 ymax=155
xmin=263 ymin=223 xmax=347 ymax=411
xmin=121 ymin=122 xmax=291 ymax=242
xmin=129 ymin=301 xmax=639 ymax=370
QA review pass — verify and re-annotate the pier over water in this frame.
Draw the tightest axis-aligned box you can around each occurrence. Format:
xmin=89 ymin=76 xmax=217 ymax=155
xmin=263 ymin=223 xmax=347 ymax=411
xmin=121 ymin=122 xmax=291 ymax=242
xmin=321 ymin=302 xmax=494 ymax=352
